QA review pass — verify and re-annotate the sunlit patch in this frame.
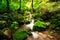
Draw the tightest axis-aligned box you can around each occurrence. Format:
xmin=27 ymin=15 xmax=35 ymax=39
xmin=26 ymin=2 xmax=31 ymax=8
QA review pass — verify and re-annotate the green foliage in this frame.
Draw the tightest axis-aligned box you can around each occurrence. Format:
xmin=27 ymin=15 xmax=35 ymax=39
xmin=13 ymin=29 xmax=27 ymax=40
xmin=50 ymin=0 xmax=60 ymax=2
xmin=0 ymin=0 xmax=7 ymax=12
xmin=0 ymin=30 xmax=3 ymax=35
xmin=34 ymin=20 xmax=46 ymax=28
xmin=33 ymin=20 xmax=46 ymax=31
xmin=0 ymin=20 xmax=7 ymax=29
xmin=0 ymin=21 xmax=6 ymax=24
xmin=10 ymin=21 xmax=18 ymax=30
xmin=9 ymin=0 xmax=20 ymax=11
xmin=49 ymin=24 xmax=56 ymax=29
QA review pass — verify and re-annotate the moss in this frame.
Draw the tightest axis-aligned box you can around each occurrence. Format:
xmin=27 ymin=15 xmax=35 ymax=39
xmin=13 ymin=29 xmax=27 ymax=40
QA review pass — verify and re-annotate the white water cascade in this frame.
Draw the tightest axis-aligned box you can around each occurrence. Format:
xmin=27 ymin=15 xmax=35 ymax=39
xmin=25 ymin=19 xmax=34 ymax=30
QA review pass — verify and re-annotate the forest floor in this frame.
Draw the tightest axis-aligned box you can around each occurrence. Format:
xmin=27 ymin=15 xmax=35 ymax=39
xmin=26 ymin=29 xmax=60 ymax=40
xmin=1 ymin=29 xmax=60 ymax=40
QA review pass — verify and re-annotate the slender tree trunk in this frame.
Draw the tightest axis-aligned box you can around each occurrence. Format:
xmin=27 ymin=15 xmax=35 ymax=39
xmin=6 ymin=0 xmax=10 ymax=13
xmin=17 ymin=0 xmax=21 ymax=13
xmin=18 ymin=0 xmax=21 ymax=10
xmin=31 ymin=0 xmax=33 ymax=14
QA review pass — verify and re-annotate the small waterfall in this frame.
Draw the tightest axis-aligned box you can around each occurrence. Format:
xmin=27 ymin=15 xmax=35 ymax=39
xmin=25 ymin=19 xmax=34 ymax=30
xmin=26 ymin=13 xmax=34 ymax=30
xmin=20 ymin=13 xmax=34 ymax=30
xmin=24 ymin=13 xmax=34 ymax=30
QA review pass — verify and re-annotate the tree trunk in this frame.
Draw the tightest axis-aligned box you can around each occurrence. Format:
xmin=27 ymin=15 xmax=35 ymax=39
xmin=6 ymin=0 xmax=10 ymax=13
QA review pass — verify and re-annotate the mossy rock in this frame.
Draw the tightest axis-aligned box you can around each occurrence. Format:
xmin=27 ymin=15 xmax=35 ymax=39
xmin=13 ymin=29 xmax=27 ymax=40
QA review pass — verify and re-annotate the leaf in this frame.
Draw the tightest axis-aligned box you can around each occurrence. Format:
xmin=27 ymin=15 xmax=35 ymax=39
xmin=10 ymin=21 xmax=18 ymax=30
xmin=34 ymin=20 xmax=46 ymax=28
